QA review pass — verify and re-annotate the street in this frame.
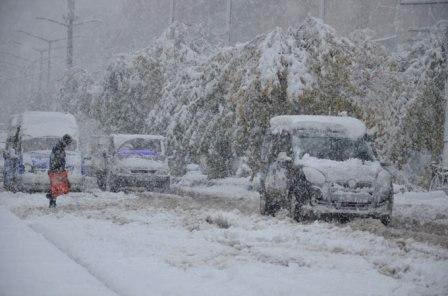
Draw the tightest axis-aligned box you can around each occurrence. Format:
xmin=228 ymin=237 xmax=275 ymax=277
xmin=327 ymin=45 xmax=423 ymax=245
xmin=1 ymin=189 xmax=447 ymax=296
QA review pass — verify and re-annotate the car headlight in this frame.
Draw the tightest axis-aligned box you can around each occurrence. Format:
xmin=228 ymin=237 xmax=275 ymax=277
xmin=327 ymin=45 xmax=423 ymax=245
xmin=157 ymin=168 xmax=169 ymax=175
xmin=303 ymin=167 xmax=327 ymax=186
xmin=309 ymin=187 xmax=323 ymax=205
xmin=24 ymin=163 xmax=32 ymax=173
xmin=374 ymin=170 xmax=393 ymax=200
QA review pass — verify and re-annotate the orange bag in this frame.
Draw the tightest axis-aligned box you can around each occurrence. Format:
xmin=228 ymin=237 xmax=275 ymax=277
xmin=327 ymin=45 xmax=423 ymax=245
xmin=48 ymin=171 xmax=70 ymax=198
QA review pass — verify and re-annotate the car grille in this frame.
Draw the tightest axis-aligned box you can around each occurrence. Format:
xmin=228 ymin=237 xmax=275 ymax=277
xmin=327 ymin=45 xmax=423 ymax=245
xmin=335 ymin=181 xmax=372 ymax=189
xmin=316 ymin=199 xmax=387 ymax=210
xmin=131 ymin=169 xmax=156 ymax=174
xmin=317 ymin=200 xmax=373 ymax=209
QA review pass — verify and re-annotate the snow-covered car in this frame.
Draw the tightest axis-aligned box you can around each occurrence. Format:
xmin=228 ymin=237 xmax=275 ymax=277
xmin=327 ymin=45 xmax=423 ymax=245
xmin=93 ymin=134 xmax=170 ymax=192
xmin=2 ymin=111 xmax=83 ymax=192
xmin=259 ymin=115 xmax=393 ymax=225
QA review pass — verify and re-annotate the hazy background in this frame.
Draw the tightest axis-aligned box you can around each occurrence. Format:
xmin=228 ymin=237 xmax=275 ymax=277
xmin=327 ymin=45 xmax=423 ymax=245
xmin=0 ymin=0 xmax=447 ymax=124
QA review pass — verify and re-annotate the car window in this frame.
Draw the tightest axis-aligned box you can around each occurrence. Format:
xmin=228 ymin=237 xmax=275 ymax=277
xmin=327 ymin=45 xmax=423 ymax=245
xmin=117 ymin=138 xmax=162 ymax=158
xmin=292 ymin=135 xmax=375 ymax=162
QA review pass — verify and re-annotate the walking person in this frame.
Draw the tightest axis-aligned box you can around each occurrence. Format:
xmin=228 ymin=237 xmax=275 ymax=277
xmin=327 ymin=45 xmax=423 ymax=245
xmin=46 ymin=134 xmax=72 ymax=208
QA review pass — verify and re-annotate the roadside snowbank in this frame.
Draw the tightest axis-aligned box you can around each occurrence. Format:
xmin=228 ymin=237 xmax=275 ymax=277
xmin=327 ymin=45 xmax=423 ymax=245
xmin=0 ymin=207 xmax=117 ymax=296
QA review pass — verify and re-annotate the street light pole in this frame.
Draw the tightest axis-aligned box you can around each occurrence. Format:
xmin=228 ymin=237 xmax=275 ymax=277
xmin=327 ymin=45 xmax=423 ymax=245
xmin=320 ymin=0 xmax=325 ymax=22
xmin=66 ymin=0 xmax=75 ymax=68
xmin=170 ymin=0 xmax=176 ymax=24
xmin=227 ymin=0 xmax=232 ymax=45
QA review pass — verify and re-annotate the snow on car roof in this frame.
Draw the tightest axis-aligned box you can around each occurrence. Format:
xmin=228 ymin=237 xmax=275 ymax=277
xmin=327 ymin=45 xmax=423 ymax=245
xmin=111 ymin=134 xmax=165 ymax=147
xmin=270 ymin=115 xmax=367 ymax=139
xmin=21 ymin=111 xmax=79 ymax=140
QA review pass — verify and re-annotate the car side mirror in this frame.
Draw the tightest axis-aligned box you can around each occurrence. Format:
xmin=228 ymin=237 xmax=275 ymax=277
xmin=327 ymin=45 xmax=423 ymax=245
xmin=380 ymin=161 xmax=391 ymax=167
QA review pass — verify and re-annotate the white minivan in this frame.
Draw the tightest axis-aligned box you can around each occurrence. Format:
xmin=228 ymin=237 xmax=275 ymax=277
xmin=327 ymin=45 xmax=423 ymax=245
xmin=3 ymin=111 xmax=83 ymax=192
xmin=91 ymin=134 xmax=170 ymax=192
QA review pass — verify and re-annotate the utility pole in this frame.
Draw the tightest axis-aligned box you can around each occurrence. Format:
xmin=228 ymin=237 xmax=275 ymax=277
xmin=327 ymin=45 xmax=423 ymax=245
xmin=440 ymin=22 xmax=448 ymax=166
xmin=66 ymin=0 xmax=75 ymax=68
xmin=36 ymin=0 xmax=100 ymax=70
xmin=227 ymin=0 xmax=232 ymax=45
xmin=170 ymin=0 xmax=176 ymax=24
xmin=320 ymin=0 xmax=325 ymax=22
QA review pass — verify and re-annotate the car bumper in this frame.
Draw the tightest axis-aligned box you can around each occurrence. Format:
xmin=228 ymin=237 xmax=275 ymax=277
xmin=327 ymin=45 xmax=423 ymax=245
xmin=302 ymin=199 xmax=392 ymax=218
xmin=18 ymin=173 xmax=84 ymax=192
xmin=111 ymin=174 xmax=170 ymax=189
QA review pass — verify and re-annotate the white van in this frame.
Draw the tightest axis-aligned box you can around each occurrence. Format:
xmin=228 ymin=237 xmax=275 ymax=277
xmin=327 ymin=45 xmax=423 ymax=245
xmin=3 ymin=111 xmax=83 ymax=192
xmin=260 ymin=115 xmax=393 ymax=225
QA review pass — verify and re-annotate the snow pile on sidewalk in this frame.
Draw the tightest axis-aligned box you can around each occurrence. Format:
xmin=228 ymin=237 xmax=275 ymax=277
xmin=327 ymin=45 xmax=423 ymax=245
xmin=394 ymin=190 xmax=448 ymax=225
xmin=0 ymin=207 xmax=117 ymax=296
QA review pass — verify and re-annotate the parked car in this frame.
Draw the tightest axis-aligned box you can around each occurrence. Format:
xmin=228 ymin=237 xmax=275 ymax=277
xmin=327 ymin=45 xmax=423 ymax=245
xmin=2 ymin=111 xmax=83 ymax=192
xmin=259 ymin=115 xmax=393 ymax=225
xmin=92 ymin=134 xmax=170 ymax=192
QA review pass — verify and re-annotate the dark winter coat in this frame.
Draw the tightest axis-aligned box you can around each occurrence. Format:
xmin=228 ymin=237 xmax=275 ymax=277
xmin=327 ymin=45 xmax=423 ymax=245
xmin=49 ymin=140 xmax=67 ymax=172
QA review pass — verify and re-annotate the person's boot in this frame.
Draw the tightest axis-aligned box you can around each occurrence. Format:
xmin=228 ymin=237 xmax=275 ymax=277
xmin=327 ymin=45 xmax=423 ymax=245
xmin=49 ymin=199 xmax=56 ymax=208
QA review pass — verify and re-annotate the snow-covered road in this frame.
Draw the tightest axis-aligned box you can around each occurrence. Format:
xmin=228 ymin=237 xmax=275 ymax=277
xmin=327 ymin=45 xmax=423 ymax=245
xmin=0 ymin=190 xmax=447 ymax=296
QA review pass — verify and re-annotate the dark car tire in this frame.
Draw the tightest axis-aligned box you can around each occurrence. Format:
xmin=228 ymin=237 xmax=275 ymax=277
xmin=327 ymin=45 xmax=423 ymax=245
xmin=260 ymin=191 xmax=283 ymax=216
xmin=96 ymin=173 xmax=107 ymax=191
xmin=160 ymin=180 xmax=170 ymax=193
xmin=289 ymin=195 xmax=299 ymax=221
xmin=380 ymin=215 xmax=391 ymax=226
xmin=109 ymin=181 xmax=120 ymax=193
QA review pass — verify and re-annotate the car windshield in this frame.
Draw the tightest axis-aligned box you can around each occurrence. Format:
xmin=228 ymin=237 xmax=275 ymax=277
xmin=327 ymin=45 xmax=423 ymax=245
xmin=116 ymin=138 xmax=162 ymax=159
xmin=22 ymin=137 xmax=77 ymax=153
xmin=292 ymin=135 xmax=375 ymax=162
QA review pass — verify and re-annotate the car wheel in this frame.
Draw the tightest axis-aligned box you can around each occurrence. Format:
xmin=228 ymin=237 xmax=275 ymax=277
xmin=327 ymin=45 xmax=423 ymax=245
xmin=380 ymin=215 xmax=391 ymax=226
xmin=158 ymin=180 xmax=170 ymax=193
xmin=289 ymin=195 xmax=298 ymax=221
xmin=96 ymin=173 xmax=107 ymax=191
xmin=109 ymin=182 xmax=120 ymax=193
xmin=260 ymin=192 xmax=278 ymax=216
xmin=260 ymin=192 xmax=267 ymax=215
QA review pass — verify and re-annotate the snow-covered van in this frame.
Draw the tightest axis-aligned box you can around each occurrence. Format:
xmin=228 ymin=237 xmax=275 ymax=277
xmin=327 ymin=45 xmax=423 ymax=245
xmin=259 ymin=115 xmax=393 ymax=225
xmin=2 ymin=111 xmax=83 ymax=192
xmin=92 ymin=134 xmax=170 ymax=192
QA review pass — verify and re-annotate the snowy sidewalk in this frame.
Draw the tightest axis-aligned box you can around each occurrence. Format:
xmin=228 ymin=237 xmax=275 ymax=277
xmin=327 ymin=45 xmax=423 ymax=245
xmin=0 ymin=207 xmax=118 ymax=296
